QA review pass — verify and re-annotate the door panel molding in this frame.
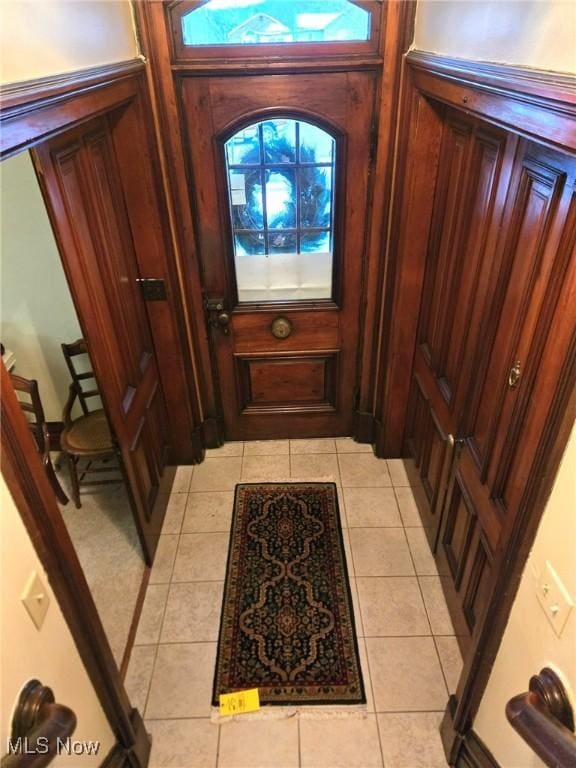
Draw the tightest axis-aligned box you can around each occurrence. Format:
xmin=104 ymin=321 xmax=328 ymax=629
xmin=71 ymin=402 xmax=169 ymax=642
xmin=236 ymin=352 xmax=339 ymax=414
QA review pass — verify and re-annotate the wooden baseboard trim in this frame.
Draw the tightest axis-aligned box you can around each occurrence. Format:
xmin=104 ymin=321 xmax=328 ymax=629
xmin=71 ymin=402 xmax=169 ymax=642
xmin=100 ymin=710 xmax=151 ymax=768
xmin=100 ymin=741 xmax=127 ymax=768
xmin=353 ymin=410 xmax=376 ymax=444
xmin=190 ymin=425 xmax=206 ymax=464
xmin=441 ymin=698 xmax=499 ymax=768
xmin=201 ymin=417 xmax=225 ymax=450
xmin=456 ymin=729 xmax=500 ymax=768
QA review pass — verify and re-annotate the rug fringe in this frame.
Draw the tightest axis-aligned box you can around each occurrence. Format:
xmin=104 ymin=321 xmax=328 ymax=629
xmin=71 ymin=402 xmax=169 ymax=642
xmin=211 ymin=704 xmax=369 ymax=724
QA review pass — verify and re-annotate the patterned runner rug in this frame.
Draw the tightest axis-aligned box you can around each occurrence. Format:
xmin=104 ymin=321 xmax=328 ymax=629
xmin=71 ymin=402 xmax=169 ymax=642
xmin=213 ymin=483 xmax=365 ymax=706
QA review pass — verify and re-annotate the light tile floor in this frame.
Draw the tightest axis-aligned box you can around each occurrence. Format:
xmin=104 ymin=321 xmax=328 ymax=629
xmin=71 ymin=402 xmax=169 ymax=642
xmin=125 ymin=439 xmax=463 ymax=768
xmin=58 ymin=477 xmax=145 ymax=665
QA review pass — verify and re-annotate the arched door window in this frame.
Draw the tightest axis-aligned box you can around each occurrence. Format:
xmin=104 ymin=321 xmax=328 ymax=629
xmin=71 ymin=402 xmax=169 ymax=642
xmin=224 ymin=117 xmax=337 ymax=302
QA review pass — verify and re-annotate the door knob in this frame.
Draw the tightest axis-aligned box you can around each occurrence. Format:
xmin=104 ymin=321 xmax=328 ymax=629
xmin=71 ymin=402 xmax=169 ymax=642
xmin=508 ymin=360 xmax=521 ymax=389
xmin=206 ymin=298 xmax=230 ymax=335
xmin=217 ymin=312 xmax=231 ymax=333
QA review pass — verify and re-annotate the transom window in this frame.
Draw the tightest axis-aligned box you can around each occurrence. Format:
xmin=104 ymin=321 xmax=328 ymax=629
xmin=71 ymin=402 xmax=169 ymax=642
xmin=181 ymin=1 xmax=371 ymax=47
xmin=224 ymin=118 xmax=337 ymax=302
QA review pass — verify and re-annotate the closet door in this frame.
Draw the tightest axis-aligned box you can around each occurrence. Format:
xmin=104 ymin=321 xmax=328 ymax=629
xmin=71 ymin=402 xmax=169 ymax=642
xmin=407 ymin=112 xmax=515 ymax=536
xmin=440 ymin=142 xmax=576 ymax=636
xmin=34 ymin=117 xmax=170 ymax=563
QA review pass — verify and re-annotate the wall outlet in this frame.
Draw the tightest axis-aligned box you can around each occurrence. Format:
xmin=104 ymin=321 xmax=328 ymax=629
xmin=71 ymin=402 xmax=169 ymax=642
xmin=21 ymin=571 xmax=50 ymax=630
xmin=536 ymin=561 xmax=574 ymax=638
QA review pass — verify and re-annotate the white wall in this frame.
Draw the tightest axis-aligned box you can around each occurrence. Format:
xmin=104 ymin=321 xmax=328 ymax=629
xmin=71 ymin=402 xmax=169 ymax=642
xmin=0 ymin=473 xmax=116 ymax=765
xmin=1 ymin=151 xmax=83 ymax=422
xmin=474 ymin=424 xmax=576 ymax=767
xmin=0 ymin=0 xmax=139 ymax=85
xmin=413 ymin=0 xmax=576 ymax=75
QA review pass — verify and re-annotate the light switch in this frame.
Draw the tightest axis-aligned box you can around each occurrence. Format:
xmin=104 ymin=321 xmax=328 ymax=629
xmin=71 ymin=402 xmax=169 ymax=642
xmin=21 ymin=572 xmax=50 ymax=630
xmin=536 ymin=561 xmax=574 ymax=638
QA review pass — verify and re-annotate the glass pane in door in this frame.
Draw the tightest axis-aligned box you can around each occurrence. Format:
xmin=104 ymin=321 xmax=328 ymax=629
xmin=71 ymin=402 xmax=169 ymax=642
xmin=224 ymin=118 xmax=336 ymax=302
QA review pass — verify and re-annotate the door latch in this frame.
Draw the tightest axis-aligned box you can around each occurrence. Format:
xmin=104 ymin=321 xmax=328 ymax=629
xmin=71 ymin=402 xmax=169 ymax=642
xmin=136 ymin=278 xmax=166 ymax=301
xmin=206 ymin=298 xmax=231 ymax=335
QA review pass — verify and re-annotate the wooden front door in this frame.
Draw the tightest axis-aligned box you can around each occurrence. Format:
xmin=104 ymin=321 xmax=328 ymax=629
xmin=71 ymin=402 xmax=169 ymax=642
xmin=34 ymin=117 xmax=169 ymax=563
xmin=180 ymin=72 xmax=376 ymax=440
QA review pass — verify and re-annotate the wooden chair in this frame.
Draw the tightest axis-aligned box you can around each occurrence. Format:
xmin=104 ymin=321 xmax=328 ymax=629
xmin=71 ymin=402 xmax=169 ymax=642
xmin=10 ymin=373 xmax=69 ymax=505
xmin=61 ymin=339 xmax=123 ymax=509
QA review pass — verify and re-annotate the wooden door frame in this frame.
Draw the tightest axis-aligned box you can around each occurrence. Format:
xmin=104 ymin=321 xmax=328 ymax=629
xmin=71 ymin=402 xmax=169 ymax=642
xmin=1 ymin=363 xmax=150 ymax=767
xmin=133 ymin=0 xmax=417 ymax=447
xmin=0 ymin=60 xmax=201 ymax=764
xmin=378 ymin=51 xmax=576 ymax=764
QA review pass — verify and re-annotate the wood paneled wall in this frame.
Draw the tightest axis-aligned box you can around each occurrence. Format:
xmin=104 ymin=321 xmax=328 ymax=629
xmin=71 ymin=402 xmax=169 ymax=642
xmin=388 ymin=52 xmax=576 ymax=764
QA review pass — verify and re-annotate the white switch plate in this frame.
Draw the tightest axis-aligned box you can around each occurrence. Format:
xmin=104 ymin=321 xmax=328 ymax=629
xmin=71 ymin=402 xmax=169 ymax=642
xmin=536 ymin=561 xmax=574 ymax=638
xmin=21 ymin=571 xmax=50 ymax=630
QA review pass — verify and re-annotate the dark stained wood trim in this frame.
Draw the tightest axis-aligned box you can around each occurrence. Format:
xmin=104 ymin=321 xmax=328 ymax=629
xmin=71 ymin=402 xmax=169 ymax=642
xmin=170 ymin=58 xmax=383 ymax=74
xmin=373 ymin=70 xmax=444 ymax=457
xmin=407 ymin=51 xmax=576 ymax=105
xmin=0 ymin=59 xmax=144 ymax=111
xmin=1 ymin=364 xmax=149 ymax=766
xmin=106 ymin=74 xmax=200 ymax=463
xmin=119 ymin=568 xmax=151 ymax=680
xmin=0 ymin=60 xmax=144 ymax=158
xmin=406 ymin=51 xmax=576 ymax=152
xmin=134 ymin=0 xmax=220 ymax=435
xmin=358 ymin=0 xmax=417 ymax=426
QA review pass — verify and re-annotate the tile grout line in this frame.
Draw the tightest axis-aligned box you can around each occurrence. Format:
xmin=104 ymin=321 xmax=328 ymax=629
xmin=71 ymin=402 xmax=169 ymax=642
xmin=373 ymin=701 xmax=387 ymax=768
xmin=401 ymin=526 xmax=451 ymax=700
xmin=215 ymin=721 xmax=221 ymax=768
xmin=432 ymin=634 xmax=456 ymax=698
xmin=400 ymin=525 xmax=435 ymax=638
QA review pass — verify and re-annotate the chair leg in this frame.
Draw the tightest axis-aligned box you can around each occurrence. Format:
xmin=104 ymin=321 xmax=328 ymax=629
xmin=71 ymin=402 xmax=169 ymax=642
xmin=43 ymin=456 xmax=69 ymax=505
xmin=66 ymin=452 xmax=81 ymax=509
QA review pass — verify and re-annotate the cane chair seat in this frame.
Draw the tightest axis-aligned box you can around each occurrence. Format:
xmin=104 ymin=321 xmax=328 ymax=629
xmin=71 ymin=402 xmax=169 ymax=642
xmin=61 ymin=338 xmax=124 ymax=508
xmin=61 ymin=409 xmax=113 ymax=454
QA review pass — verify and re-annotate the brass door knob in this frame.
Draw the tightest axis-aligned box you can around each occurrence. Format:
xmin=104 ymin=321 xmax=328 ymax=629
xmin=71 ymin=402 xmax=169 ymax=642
xmin=217 ymin=312 xmax=230 ymax=335
xmin=508 ymin=360 xmax=521 ymax=388
xmin=271 ymin=317 xmax=292 ymax=339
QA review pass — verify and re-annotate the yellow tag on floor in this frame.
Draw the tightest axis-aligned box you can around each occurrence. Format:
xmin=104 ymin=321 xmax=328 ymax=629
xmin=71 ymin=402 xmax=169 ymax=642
xmin=219 ymin=688 xmax=260 ymax=716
